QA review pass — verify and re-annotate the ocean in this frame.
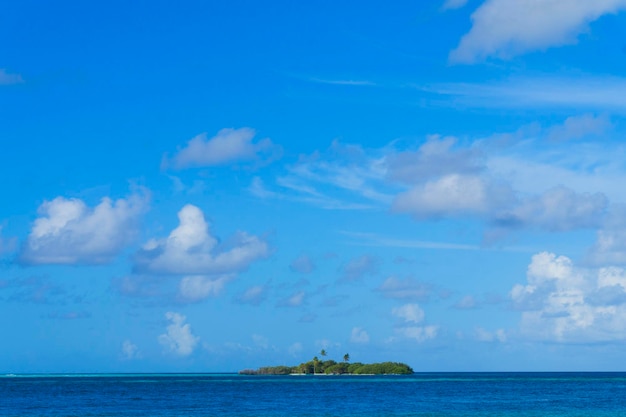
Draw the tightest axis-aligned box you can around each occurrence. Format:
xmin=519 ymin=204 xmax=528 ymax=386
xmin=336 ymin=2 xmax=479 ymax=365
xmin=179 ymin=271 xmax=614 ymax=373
xmin=2 ymin=373 xmax=626 ymax=416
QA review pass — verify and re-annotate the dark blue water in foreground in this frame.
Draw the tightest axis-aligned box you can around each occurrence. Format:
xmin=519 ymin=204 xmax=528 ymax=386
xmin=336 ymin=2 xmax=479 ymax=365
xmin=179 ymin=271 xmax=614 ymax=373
xmin=2 ymin=373 xmax=626 ymax=416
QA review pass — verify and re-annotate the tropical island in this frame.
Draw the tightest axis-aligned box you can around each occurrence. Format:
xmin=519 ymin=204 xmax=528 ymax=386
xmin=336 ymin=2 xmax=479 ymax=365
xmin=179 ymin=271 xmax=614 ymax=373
xmin=239 ymin=350 xmax=414 ymax=375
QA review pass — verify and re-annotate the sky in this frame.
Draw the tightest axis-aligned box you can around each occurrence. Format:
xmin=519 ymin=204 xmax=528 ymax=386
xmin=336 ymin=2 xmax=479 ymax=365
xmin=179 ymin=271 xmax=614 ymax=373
xmin=3 ymin=0 xmax=626 ymax=373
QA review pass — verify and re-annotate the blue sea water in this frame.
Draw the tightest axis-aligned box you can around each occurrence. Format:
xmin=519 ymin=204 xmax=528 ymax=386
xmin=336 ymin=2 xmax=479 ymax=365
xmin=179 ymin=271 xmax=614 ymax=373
xmin=2 ymin=373 xmax=626 ymax=416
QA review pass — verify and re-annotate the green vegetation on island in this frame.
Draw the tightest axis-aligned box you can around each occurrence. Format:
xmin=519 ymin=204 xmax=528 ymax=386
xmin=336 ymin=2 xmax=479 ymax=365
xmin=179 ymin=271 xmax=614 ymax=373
xmin=239 ymin=350 xmax=413 ymax=375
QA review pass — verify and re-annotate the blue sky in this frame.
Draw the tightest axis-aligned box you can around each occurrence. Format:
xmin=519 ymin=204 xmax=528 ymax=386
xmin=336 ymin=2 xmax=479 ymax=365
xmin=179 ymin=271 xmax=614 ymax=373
xmin=3 ymin=0 xmax=626 ymax=372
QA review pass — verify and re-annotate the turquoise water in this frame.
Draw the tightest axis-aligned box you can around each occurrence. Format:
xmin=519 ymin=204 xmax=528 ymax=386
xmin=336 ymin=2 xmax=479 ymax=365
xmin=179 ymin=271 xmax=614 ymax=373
xmin=2 ymin=373 xmax=626 ymax=416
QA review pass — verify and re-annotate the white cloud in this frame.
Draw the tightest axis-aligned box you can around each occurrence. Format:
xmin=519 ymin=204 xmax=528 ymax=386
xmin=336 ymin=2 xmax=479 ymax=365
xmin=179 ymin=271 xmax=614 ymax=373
xmin=134 ymin=204 xmax=269 ymax=275
xmin=475 ymin=327 xmax=507 ymax=342
xmin=121 ymin=340 xmax=141 ymax=360
xmin=392 ymin=303 xmax=425 ymax=323
xmin=450 ymin=0 xmax=626 ymax=63
xmin=350 ymin=327 xmax=370 ymax=343
xmin=510 ymin=252 xmax=626 ymax=342
xmin=393 ymin=174 xmax=514 ymax=219
xmin=178 ymin=275 xmax=232 ymax=302
xmin=0 ymin=69 xmax=24 ymax=85
xmin=165 ymin=127 xmax=281 ymax=169
xmin=20 ymin=193 xmax=147 ymax=265
xmin=494 ymin=186 xmax=608 ymax=232
xmin=399 ymin=326 xmax=438 ymax=342
xmin=158 ymin=312 xmax=199 ymax=356
xmin=386 ymin=135 xmax=482 ymax=184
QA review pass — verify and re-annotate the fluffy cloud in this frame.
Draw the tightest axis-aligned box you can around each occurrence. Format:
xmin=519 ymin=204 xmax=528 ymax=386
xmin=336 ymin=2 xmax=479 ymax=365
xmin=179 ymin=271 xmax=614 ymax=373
xmin=178 ymin=275 xmax=232 ymax=302
xmin=350 ymin=327 xmax=370 ymax=343
xmin=158 ymin=312 xmax=199 ymax=356
xmin=510 ymin=252 xmax=626 ymax=342
xmin=134 ymin=204 xmax=269 ymax=275
xmin=20 ymin=193 xmax=147 ymax=265
xmin=165 ymin=127 xmax=281 ymax=169
xmin=450 ymin=0 xmax=626 ymax=63
xmin=392 ymin=303 xmax=425 ymax=323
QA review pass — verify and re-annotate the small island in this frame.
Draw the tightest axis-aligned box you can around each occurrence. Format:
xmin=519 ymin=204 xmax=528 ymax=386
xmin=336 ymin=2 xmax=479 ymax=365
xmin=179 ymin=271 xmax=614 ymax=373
xmin=239 ymin=350 xmax=413 ymax=375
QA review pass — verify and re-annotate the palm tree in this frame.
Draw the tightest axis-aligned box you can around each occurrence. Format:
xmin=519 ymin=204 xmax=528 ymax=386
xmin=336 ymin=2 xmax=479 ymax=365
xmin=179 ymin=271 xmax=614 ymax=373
xmin=343 ymin=353 xmax=350 ymax=363
xmin=320 ymin=349 xmax=327 ymax=357
xmin=313 ymin=356 xmax=319 ymax=374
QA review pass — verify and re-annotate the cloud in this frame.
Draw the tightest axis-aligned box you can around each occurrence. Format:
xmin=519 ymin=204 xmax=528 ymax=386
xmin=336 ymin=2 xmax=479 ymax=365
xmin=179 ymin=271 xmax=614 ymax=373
xmin=277 ymin=291 xmax=306 ymax=307
xmin=235 ymin=285 xmax=268 ymax=305
xmin=350 ymin=327 xmax=370 ymax=343
xmin=587 ymin=206 xmax=626 ymax=265
xmin=510 ymin=252 xmax=626 ymax=342
xmin=547 ymin=114 xmax=612 ymax=142
xmin=431 ymin=76 xmax=626 ymax=111
xmin=0 ymin=226 xmax=17 ymax=255
xmin=493 ymin=186 xmax=608 ymax=232
xmin=377 ymin=277 xmax=433 ymax=301
xmin=46 ymin=311 xmax=90 ymax=320
xmin=393 ymin=174 xmax=514 ymax=219
xmin=441 ymin=0 xmax=468 ymax=10
xmin=454 ymin=295 xmax=478 ymax=310
xmin=248 ymin=177 xmax=279 ymax=199
xmin=158 ymin=312 xmax=199 ymax=356
xmin=0 ymin=69 xmax=24 ymax=85
xmin=20 ymin=192 xmax=147 ymax=265
xmin=392 ymin=303 xmax=425 ymax=323
xmin=164 ymin=127 xmax=281 ymax=169
xmin=134 ymin=204 xmax=269 ymax=275
xmin=450 ymin=0 xmax=626 ymax=63
xmin=475 ymin=327 xmax=507 ymax=343
xmin=288 ymin=342 xmax=303 ymax=356
xmin=290 ymin=255 xmax=316 ymax=274
xmin=121 ymin=340 xmax=141 ymax=360
xmin=398 ymin=326 xmax=438 ymax=343
xmin=3 ymin=276 xmax=72 ymax=305
xmin=340 ymin=255 xmax=379 ymax=282
xmin=178 ymin=275 xmax=232 ymax=302
xmin=386 ymin=135 xmax=482 ymax=184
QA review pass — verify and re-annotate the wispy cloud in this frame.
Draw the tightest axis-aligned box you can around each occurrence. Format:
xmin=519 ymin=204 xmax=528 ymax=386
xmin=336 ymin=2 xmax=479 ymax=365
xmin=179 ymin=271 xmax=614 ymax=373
xmin=0 ymin=69 xmax=24 ymax=85
xmin=427 ymin=76 xmax=626 ymax=111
